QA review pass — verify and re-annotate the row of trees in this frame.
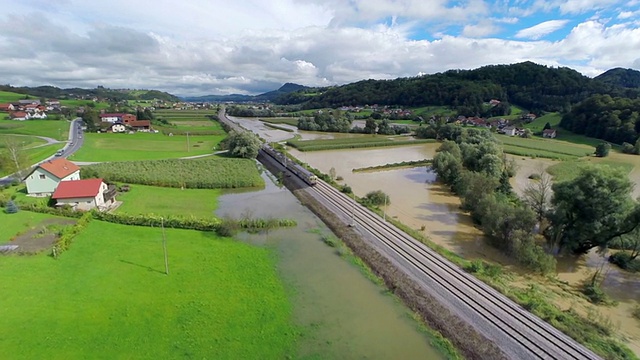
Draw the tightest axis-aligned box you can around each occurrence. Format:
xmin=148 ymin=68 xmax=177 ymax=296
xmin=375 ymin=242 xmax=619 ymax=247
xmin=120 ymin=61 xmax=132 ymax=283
xmin=431 ymin=127 xmax=555 ymax=273
xmin=431 ymin=124 xmax=640 ymax=272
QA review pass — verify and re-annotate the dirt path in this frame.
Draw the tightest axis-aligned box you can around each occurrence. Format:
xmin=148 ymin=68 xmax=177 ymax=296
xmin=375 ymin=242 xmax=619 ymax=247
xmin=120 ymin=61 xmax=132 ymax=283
xmin=4 ymin=218 xmax=77 ymax=254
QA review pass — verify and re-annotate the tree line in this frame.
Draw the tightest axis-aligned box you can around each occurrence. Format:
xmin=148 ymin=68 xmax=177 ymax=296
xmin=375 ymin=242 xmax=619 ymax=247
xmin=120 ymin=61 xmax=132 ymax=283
xmin=431 ymin=124 xmax=640 ymax=273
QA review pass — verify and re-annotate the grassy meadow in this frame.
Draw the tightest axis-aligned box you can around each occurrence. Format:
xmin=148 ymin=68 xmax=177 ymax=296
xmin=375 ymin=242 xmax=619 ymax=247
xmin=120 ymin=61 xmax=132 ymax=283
xmin=154 ymin=109 xmax=224 ymax=134
xmin=546 ymin=159 xmax=634 ymax=183
xmin=0 ymin=211 xmax=61 ymax=243
xmin=287 ymin=136 xmax=435 ymax=151
xmin=0 ymin=220 xmax=296 ymax=359
xmin=497 ymin=134 xmax=594 ymax=160
xmin=115 ymin=184 xmax=222 ymax=217
xmin=0 ymin=119 xmax=70 ymax=140
xmin=69 ymin=132 xmax=224 ymax=161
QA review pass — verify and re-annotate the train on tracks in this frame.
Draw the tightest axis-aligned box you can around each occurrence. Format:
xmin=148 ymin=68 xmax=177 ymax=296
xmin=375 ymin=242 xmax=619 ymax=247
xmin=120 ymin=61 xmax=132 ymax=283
xmin=260 ymin=144 xmax=318 ymax=186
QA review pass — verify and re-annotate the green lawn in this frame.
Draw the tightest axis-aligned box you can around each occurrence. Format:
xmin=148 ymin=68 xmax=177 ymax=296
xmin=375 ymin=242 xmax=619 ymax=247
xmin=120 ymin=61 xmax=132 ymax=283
xmin=116 ymin=184 xmax=222 ymax=217
xmin=546 ymin=159 xmax=634 ymax=182
xmin=0 ymin=134 xmax=47 ymax=148
xmin=69 ymin=132 xmax=224 ymax=161
xmin=524 ymin=112 xmax=562 ymax=133
xmin=261 ymin=117 xmax=299 ymax=126
xmin=0 ymin=220 xmax=296 ymax=359
xmin=59 ymin=100 xmax=110 ymax=110
xmin=0 ymin=211 xmax=60 ymax=243
xmin=0 ymin=119 xmax=70 ymax=140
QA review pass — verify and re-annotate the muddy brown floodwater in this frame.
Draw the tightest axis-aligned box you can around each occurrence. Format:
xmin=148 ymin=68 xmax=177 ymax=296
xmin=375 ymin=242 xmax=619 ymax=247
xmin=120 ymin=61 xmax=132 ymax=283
xmin=216 ymin=170 xmax=444 ymax=359
xmin=288 ymin=144 xmax=640 ymax=356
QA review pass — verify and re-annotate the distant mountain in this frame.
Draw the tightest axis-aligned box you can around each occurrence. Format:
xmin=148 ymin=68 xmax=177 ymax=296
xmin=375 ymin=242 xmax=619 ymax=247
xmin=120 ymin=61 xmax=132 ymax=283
xmin=595 ymin=68 xmax=640 ymax=89
xmin=276 ymin=62 xmax=639 ymax=114
xmin=0 ymin=85 xmax=180 ymax=102
xmin=182 ymin=83 xmax=308 ymax=103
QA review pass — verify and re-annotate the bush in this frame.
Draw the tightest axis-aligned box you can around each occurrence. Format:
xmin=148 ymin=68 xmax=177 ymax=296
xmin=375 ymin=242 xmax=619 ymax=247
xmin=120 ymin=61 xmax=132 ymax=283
xmin=609 ymin=252 xmax=640 ymax=272
xmin=4 ymin=200 xmax=18 ymax=214
xmin=363 ymin=190 xmax=390 ymax=207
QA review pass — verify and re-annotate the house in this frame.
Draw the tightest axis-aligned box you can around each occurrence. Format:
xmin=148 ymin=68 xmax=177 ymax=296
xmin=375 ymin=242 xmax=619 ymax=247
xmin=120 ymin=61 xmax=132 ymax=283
xmin=99 ymin=113 xmax=137 ymax=123
xmin=29 ymin=111 xmax=47 ymax=119
xmin=51 ymin=178 xmax=116 ymax=211
xmin=18 ymin=99 xmax=40 ymax=105
xmin=542 ymin=129 xmax=557 ymax=138
xmin=502 ymin=126 xmax=517 ymax=136
xmin=127 ymin=120 xmax=151 ymax=131
xmin=24 ymin=158 xmax=81 ymax=197
xmin=109 ymin=123 xmax=127 ymax=133
xmin=9 ymin=111 xmax=29 ymax=120
xmin=0 ymin=103 xmax=15 ymax=111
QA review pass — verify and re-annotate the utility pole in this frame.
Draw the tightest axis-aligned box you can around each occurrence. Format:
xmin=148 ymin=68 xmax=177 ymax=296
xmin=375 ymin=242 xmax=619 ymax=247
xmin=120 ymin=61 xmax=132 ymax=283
xmin=351 ymin=192 xmax=356 ymax=227
xmin=161 ymin=218 xmax=169 ymax=275
xmin=383 ymin=195 xmax=387 ymax=222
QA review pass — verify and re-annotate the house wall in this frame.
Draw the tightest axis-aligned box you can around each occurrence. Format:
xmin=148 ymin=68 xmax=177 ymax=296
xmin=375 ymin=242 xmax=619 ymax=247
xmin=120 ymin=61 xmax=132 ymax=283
xmin=56 ymin=196 xmax=97 ymax=211
xmin=101 ymin=116 xmax=120 ymax=123
xmin=25 ymin=169 xmax=80 ymax=196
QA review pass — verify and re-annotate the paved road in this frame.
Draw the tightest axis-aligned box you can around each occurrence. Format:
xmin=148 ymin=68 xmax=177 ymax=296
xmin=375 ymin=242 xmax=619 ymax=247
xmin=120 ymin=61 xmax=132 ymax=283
xmin=0 ymin=118 xmax=84 ymax=186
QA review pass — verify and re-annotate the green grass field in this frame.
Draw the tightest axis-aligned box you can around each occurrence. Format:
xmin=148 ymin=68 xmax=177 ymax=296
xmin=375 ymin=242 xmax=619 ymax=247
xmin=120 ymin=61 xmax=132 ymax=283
xmin=69 ymin=132 xmax=224 ymax=161
xmin=287 ymin=136 xmax=435 ymax=151
xmin=58 ymin=100 xmax=110 ymax=110
xmin=0 ymin=119 xmax=69 ymax=140
xmin=0 ymin=134 xmax=47 ymax=148
xmin=116 ymin=184 xmax=222 ymax=217
xmin=497 ymin=134 xmax=594 ymax=159
xmin=546 ymin=159 xmax=634 ymax=183
xmin=0 ymin=220 xmax=296 ymax=359
xmin=524 ymin=112 xmax=562 ymax=133
xmin=0 ymin=91 xmax=31 ymax=103
xmin=0 ymin=211 xmax=61 ymax=243
xmin=0 ymin=142 xmax=65 ymax=177
xmin=261 ymin=117 xmax=299 ymax=126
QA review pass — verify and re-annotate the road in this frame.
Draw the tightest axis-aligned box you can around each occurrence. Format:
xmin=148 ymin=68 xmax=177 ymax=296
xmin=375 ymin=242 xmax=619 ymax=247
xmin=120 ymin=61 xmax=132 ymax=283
xmin=219 ymin=108 xmax=601 ymax=359
xmin=0 ymin=118 xmax=84 ymax=186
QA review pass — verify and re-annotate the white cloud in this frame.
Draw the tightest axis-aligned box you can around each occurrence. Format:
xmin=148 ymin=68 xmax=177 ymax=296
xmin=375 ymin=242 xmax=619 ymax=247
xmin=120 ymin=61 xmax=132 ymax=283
xmin=618 ymin=11 xmax=638 ymax=19
xmin=515 ymin=20 xmax=570 ymax=39
xmin=462 ymin=21 xmax=501 ymax=38
xmin=0 ymin=1 xmax=638 ymax=96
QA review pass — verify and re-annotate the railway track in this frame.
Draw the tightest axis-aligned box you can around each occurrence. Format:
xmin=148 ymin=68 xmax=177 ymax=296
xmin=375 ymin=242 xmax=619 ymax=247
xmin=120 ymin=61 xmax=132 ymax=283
xmin=312 ymin=180 xmax=601 ymax=360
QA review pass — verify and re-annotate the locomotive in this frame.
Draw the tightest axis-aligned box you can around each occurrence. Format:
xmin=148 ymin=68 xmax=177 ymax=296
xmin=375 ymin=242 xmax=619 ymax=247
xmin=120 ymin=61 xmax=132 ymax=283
xmin=260 ymin=144 xmax=318 ymax=186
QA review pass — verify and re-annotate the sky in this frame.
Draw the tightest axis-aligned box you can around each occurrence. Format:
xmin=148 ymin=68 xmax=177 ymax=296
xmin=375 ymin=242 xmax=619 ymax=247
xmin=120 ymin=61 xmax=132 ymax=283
xmin=1 ymin=0 xmax=639 ymax=96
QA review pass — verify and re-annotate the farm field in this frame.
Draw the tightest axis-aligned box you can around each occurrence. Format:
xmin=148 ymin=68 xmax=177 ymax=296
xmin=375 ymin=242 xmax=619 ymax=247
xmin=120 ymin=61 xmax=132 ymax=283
xmin=69 ymin=132 xmax=224 ymax=161
xmin=287 ymin=136 xmax=435 ymax=151
xmin=0 ymin=220 xmax=296 ymax=359
xmin=0 ymin=119 xmax=69 ymax=140
xmin=154 ymin=109 xmax=224 ymax=134
xmin=82 ymin=157 xmax=264 ymax=189
xmin=497 ymin=134 xmax=594 ymax=160
xmin=261 ymin=117 xmax=299 ymax=126
xmin=115 ymin=184 xmax=222 ymax=218
xmin=59 ymin=99 xmax=109 ymax=110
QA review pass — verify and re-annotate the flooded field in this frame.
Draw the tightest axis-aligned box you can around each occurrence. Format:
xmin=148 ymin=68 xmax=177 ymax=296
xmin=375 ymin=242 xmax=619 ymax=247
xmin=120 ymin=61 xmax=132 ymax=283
xmin=288 ymin=145 xmax=640 ymax=355
xmin=217 ymin=171 xmax=444 ymax=359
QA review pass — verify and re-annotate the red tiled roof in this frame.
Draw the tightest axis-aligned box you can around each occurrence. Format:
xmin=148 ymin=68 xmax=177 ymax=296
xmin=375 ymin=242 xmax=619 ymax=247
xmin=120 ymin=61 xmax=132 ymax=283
xmin=38 ymin=158 xmax=80 ymax=179
xmin=10 ymin=111 xmax=28 ymax=118
xmin=52 ymin=178 xmax=104 ymax=199
xmin=128 ymin=120 xmax=150 ymax=127
xmin=99 ymin=113 xmax=127 ymax=117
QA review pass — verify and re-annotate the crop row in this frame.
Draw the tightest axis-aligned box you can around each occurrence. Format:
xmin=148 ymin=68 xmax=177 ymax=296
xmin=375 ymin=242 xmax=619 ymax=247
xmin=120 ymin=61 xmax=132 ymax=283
xmin=287 ymin=138 xmax=435 ymax=152
xmin=81 ymin=158 xmax=264 ymax=189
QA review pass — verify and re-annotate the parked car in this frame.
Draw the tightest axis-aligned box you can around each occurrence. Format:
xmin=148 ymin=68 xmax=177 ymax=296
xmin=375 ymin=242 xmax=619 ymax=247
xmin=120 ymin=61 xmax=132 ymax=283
xmin=55 ymin=150 xmax=64 ymax=156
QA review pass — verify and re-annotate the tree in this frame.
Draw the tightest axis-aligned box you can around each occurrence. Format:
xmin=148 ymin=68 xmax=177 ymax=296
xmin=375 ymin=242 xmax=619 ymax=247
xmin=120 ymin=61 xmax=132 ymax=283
xmin=523 ymin=170 xmax=553 ymax=222
xmin=432 ymin=151 xmax=463 ymax=185
xmin=225 ymin=131 xmax=262 ymax=159
xmin=548 ymin=166 xmax=636 ymax=254
xmin=364 ymin=190 xmax=390 ymax=206
xmin=2 ymin=137 xmax=28 ymax=178
xmin=595 ymin=142 xmax=611 ymax=157
xmin=522 ymin=128 xmax=533 ymax=138
xmin=329 ymin=167 xmax=337 ymax=180
xmin=4 ymin=200 xmax=18 ymax=214
xmin=364 ymin=119 xmax=377 ymax=134
xmin=543 ymin=122 xmax=552 ymax=131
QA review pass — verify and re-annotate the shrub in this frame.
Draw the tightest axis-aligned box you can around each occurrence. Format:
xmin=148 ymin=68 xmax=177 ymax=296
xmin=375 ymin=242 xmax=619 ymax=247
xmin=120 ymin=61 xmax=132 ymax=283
xmin=609 ymin=252 xmax=640 ymax=272
xmin=363 ymin=190 xmax=390 ymax=207
xmin=4 ymin=200 xmax=18 ymax=214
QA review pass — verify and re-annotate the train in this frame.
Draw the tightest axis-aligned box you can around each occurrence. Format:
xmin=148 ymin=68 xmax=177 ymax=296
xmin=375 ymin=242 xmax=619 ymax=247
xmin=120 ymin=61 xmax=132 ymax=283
xmin=260 ymin=144 xmax=318 ymax=186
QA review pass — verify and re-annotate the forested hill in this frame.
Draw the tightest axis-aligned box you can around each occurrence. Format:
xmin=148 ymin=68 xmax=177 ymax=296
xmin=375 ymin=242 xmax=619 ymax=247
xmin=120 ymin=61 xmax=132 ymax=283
xmin=275 ymin=62 xmax=639 ymax=115
xmin=0 ymin=85 xmax=180 ymax=102
xmin=595 ymin=68 xmax=640 ymax=89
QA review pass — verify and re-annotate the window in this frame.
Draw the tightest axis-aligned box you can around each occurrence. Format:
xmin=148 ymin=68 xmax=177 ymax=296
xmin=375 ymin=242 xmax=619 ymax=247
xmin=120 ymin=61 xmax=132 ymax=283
xmin=39 ymin=174 xmax=46 ymax=179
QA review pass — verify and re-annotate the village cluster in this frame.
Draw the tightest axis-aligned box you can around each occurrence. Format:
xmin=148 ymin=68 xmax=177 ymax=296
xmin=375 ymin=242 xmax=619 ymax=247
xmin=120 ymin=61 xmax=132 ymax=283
xmin=0 ymin=99 xmax=59 ymax=120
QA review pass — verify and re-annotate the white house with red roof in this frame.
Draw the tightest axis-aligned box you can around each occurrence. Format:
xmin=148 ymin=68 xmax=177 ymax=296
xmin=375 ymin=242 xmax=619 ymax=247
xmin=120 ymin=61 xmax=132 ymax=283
xmin=52 ymin=178 xmax=116 ymax=211
xmin=24 ymin=158 xmax=81 ymax=196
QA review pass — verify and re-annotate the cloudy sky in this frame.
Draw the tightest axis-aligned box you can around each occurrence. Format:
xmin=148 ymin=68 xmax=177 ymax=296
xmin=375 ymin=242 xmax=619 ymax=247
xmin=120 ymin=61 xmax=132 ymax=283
xmin=1 ymin=0 xmax=639 ymax=96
